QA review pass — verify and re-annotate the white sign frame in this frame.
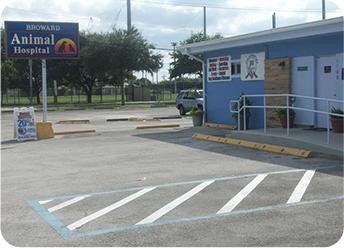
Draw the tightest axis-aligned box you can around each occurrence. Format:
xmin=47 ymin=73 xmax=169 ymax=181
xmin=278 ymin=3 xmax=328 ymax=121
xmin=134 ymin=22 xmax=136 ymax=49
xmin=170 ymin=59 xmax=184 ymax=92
xmin=207 ymin=55 xmax=231 ymax=82
xmin=14 ymin=107 xmax=37 ymax=141
xmin=241 ymin=52 xmax=265 ymax=81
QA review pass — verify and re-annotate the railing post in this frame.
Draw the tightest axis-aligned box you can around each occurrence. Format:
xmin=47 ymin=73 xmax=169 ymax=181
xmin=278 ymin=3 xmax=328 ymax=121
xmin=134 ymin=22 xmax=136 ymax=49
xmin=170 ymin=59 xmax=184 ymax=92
xmin=238 ymin=100 xmax=241 ymax=131
xmin=243 ymin=96 xmax=246 ymax=131
xmin=327 ymin=100 xmax=330 ymax=144
xmin=263 ymin=95 xmax=267 ymax=134
xmin=287 ymin=95 xmax=290 ymax=136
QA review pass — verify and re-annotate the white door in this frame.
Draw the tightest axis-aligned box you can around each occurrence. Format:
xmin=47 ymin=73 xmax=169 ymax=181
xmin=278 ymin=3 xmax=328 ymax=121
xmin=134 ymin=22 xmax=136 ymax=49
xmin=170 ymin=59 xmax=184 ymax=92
xmin=291 ymin=56 xmax=315 ymax=126
xmin=316 ymin=55 xmax=337 ymax=128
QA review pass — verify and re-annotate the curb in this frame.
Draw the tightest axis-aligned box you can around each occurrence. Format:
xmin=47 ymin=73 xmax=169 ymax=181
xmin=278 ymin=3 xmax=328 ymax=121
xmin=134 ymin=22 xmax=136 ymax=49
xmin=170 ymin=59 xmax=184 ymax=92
xmin=192 ymin=133 xmax=313 ymax=158
xmin=136 ymin=124 xmax=180 ymax=129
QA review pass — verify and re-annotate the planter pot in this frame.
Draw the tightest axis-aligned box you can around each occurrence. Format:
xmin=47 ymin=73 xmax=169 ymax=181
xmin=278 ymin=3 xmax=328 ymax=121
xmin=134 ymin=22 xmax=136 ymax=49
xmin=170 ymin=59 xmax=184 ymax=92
xmin=279 ymin=116 xmax=295 ymax=128
xmin=330 ymin=118 xmax=343 ymax=133
xmin=192 ymin=114 xmax=203 ymax=126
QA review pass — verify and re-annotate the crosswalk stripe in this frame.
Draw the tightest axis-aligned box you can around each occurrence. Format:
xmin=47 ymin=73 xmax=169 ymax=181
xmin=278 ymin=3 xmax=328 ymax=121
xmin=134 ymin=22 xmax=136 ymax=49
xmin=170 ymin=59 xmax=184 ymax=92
xmin=67 ymin=187 xmax=155 ymax=231
xmin=287 ymin=170 xmax=316 ymax=204
xmin=136 ymin=180 xmax=214 ymax=225
xmin=217 ymin=174 xmax=268 ymax=214
xmin=48 ymin=196 xmax=90 ymax=213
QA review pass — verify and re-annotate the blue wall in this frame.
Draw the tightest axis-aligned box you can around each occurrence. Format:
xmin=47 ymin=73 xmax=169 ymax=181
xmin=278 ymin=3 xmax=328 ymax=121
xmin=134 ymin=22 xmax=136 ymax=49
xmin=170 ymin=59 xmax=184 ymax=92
xmin=204 ymin=32 xmax=343 ymax=129
xmin=204 ymin=46 xmax=266 ymax=128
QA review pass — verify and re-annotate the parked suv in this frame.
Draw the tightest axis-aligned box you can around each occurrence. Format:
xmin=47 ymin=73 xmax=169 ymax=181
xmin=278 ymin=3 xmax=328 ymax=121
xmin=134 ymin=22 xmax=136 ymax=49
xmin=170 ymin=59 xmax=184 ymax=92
xmin=175 ymin=90 xmax=203 ymax=115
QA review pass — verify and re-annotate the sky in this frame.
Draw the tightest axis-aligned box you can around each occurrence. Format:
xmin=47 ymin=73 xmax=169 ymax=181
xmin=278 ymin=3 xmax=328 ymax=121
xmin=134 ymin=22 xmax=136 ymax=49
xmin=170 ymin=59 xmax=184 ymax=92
xmin=1 ymin=0 xmax=344 ymax=82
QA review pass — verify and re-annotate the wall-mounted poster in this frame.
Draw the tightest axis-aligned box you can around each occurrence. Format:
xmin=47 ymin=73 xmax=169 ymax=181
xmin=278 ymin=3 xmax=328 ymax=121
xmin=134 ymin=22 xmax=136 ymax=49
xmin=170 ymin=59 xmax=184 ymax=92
xmin=207 ymin=55 xmax=231 ymax=82
xmin=241 ymin=52 xmax=265 ymax=81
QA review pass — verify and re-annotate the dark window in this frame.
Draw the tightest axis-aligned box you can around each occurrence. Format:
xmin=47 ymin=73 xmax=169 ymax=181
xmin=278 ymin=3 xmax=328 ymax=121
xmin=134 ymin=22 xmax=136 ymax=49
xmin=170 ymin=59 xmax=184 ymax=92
xmin=324 ymin=66 xmax=331 ymax=73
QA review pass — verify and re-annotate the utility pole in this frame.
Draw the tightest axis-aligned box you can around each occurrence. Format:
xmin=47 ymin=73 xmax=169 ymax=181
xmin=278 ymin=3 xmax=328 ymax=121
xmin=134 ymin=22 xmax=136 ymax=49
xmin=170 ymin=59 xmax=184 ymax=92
xmin=127 ymin=0 xmax=131 ymax=31
xmin=272 ymin=12 xmax=276 ymax=28
xmin=203 ymin=6 xmax=207 ymax=39
xmin=171 ymin=42 xmax=177 ymax=93
xmin=322 ymin=0 xmax=326 ymax=20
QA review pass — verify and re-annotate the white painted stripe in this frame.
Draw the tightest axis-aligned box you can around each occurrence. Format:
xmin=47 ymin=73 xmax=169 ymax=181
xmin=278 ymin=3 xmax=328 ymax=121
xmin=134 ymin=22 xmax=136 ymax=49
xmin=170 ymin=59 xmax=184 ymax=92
xmin=136 ymin=180 xmax=214 ymax=225
xmin=39 ymin=199 xmax=53 ymax=205
xmin=287 ymin=170 xmax=316 ymax=204
xmin=67 ymin=187 xmax=155 ymax=231
xmin=217 ymin=174 xmax=268 ymax=214
xmin=48 ymin=196 xmax=90 ymax=213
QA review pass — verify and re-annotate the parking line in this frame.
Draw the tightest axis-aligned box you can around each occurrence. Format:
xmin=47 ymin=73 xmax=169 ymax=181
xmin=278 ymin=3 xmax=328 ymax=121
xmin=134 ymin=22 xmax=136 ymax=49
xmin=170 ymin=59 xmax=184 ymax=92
xmin=217 ymin=174 xmax=268 ymax=214
xmin=67 ymin=187 xmax=155 ymax=231
xmin=287 ymin=169 xmax=316 ymax=204
xmin=38 ymin=199 xmax=53 ymax=205
xmin=72 ymin=195 xmax=344 ymax=239
xmin=48 ymin=195 xmax=90 ymax=213
xmin=27 ymin=165 xmax=343 ymax=239
xmin=136 ymin=181 xmax=214 ymax=225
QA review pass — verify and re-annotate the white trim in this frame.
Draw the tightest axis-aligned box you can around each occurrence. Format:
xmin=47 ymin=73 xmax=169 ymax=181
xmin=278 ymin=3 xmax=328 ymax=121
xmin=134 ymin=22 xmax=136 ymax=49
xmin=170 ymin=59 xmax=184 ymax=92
xmin=178 ymin=17 xmax=343 ymax=55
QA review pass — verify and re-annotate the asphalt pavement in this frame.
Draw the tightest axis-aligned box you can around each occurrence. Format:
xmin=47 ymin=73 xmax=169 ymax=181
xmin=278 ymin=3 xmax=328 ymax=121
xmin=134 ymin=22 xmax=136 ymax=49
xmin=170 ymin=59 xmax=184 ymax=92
xmin=1 ymin=107 xmax=343 ymax=246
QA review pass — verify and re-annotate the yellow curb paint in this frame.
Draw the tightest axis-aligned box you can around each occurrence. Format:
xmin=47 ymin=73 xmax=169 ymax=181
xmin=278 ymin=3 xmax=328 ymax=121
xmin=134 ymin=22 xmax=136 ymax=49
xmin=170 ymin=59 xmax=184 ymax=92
xmin=258 ymin=144 xmax=313 ymax=158
xmin=236 ymin=140 xmax=262 ymax=149
xmin=54 ymin=130 xmax=96 ymax=135
xmin=192 ymin=133 xmax=313 ymax=158
xmin=136 ymin=124 xmax=180 ymax=129
xmin=203 ymin=123 xmax=237 ymax=130
xmin=36 ymin=121 xmax=55 ymax=139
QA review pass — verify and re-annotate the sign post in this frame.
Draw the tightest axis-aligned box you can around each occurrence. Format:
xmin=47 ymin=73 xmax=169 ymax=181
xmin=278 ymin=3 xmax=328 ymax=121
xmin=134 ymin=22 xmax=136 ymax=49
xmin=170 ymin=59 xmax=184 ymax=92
xmin=42 ymin=59 xmax=47 ymax=121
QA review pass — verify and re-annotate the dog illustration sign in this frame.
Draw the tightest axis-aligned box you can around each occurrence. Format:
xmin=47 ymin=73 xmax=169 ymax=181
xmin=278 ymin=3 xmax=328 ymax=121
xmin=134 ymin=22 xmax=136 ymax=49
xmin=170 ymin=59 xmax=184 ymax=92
xmin=5 ymin=21 xmax=79 ymax=59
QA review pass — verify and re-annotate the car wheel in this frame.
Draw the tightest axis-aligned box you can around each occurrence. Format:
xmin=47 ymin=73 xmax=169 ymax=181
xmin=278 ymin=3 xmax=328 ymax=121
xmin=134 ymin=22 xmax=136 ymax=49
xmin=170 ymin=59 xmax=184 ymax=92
xmin=179 ymin=106 xmax=186 ymax=115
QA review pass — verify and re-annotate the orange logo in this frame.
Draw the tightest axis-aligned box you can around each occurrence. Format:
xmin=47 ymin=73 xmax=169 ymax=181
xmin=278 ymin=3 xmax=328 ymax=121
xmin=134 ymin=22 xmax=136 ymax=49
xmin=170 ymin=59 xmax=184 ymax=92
xmin=55 ymin=38 xmax=77 ymax=54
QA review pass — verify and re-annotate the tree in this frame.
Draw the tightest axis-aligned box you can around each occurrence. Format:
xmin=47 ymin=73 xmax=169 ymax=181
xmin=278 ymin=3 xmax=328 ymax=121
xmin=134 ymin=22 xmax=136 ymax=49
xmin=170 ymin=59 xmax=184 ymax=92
xmin=13 ymin=59 xmax=43 ymax=104
xmin=169 ymin=31 xmax=223 ymax=79
xmin=62 ymin=32 xmax=109 ymax=103
xmin=1 ymin=60 xmax=19 ymax=103
xmin=105 ymin=27 xmax=163 ymax=105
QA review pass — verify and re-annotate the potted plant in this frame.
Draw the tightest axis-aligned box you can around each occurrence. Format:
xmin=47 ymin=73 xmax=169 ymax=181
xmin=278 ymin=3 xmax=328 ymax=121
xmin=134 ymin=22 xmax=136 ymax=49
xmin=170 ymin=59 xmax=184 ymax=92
xmin=330 ymin=107 xmax=344 ymax=133
xmin=276 ymin=108 xmax=296 ymax=128
xmin=189 ymin=106 xmax=204 ymax=126
xmin=231 ymin=92 xmax=251 ymax=130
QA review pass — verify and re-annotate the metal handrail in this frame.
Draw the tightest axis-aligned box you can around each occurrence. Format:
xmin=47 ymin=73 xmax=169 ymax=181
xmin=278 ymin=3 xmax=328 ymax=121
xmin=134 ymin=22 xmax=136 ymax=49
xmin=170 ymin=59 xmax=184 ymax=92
xmin=230 ymin=94 xmax=344 ymax=144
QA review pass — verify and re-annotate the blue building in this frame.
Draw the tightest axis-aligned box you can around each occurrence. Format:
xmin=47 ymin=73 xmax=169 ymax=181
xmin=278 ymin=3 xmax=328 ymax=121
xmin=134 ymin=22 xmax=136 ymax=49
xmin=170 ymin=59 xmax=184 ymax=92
xmin=178 ymin=17 xmax=344 ymax=129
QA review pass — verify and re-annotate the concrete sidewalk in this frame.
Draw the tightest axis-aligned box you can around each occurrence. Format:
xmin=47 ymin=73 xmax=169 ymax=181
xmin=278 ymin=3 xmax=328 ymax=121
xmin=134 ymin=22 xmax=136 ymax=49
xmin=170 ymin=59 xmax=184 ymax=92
xmin=228 ymin=128 xmax=343 ymax=157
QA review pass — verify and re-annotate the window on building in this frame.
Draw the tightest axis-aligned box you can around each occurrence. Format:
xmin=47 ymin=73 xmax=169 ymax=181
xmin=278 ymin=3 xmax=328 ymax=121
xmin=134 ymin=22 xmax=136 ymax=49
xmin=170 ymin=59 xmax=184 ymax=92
xmin=231 ymin=62 xmax=241 ymax=76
